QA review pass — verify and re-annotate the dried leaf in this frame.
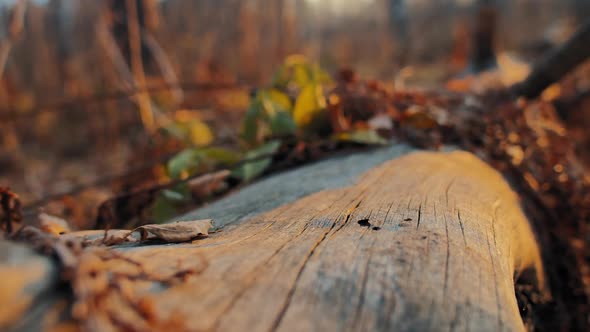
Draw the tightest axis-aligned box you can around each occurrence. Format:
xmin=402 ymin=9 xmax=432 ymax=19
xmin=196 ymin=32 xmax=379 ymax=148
xmin=368 ymin=114 xmax=394 ymax=131
xmin=0 ymin=187 xmax=22 ymax=234
xmin=401 ymin=106 xmax=438 ymax=129
xmin=131 ymin=219 xmax=212 ymax=243
xmin=39 ymin=213 xmax=72 ymax=235
xmin=335 ymin=130 xmax=388 ymax=145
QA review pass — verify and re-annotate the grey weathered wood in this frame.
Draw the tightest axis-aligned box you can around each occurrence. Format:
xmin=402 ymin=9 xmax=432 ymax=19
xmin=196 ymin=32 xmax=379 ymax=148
xmin=0 ymin=241 xmax=61 ymax=332
xmin=2 ymin=146 xmax=545 ymax=332
xmin=176 ymin=143 xmax=419 ymax=228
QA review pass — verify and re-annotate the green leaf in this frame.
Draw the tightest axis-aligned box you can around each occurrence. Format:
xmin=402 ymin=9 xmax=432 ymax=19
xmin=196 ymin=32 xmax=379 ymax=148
xmin=167 ymin=149 xmax=202 ymax=180
xmin=271 ymin=65 xmax=291 ymax=89
xmin=162 ymin=189 xmax=185 ymax=201
xmin=269 ymin=111 xmax=297 ymax=136
xmin=162 ymin=184 xmax=191 ymax=202
xmin=242 ymin=99 xmax=265 ymax=144
xmin=243 ymin=89 xmax=296 ymax=144
xmin=151 ymin=183 xmax=192 ymax=223
xmin=151 ymin=194 xmax=178 ymax=223
xmin=232 ymin=140 xmax=282 ymax=182
xmin=335 ymin=130 xmax=388 ymax=145
xmin=161 ymin=121 xmax=186 ymax=140
xmin=202 ymin=147 xmax=241 ymax=165
xmin=265 ymin=89 xmax=292 ymax=112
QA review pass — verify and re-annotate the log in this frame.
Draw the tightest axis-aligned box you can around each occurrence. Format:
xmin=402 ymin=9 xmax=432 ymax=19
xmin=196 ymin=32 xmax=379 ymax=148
xmin=1 ymin=146 xmax=545 ymax=331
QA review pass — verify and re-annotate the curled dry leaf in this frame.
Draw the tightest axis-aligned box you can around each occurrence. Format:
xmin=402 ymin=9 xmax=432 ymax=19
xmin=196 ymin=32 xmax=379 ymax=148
xmin=400 ymin=105 xmax=438 ymax=130
xmin=130 ymin=219 xmax=213 ymax=243
xmin=60 ymin=230 xmax=135 ymax=247
xmin=64 ymin=219 xmax=213 ymax=246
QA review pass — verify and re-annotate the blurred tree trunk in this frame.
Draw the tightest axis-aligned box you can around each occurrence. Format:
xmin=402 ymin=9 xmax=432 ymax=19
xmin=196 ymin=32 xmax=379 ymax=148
xmin=106 ymin=0 xmax=159 ymax=72
xmin=387 ymin=0 xmax=409 ymax=69
xmin=0 ymin=0 xmax=27 ymax=175
xmin=238 ymin=1 xmax=261 ymax=82
xmin=469 ymin=0 xmax=498 ymax=72
xmin=0 ymin=0 xmax=26 ymax=81
xmin=570 ymin=0 xmax=590 ymax=25
xmin=273 ymin=0 xmax=297 ymax=62
xmin=48 ymin=0 xmax=75 ymax=96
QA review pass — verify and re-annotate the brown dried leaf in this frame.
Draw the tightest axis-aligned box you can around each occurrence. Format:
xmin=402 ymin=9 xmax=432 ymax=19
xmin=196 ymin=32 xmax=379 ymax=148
xmin=131 ymin=219 xmax=213 ymax=243
xmin=61 ymin=230 xmax=137 ymax=247
xmin=401 ymin=105 xmax=438 ymax=129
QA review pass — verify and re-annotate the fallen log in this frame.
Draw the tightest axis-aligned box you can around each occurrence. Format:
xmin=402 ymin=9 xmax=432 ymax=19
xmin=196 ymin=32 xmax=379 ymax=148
xmin=1 ymin=146 xmax=546 ymax=331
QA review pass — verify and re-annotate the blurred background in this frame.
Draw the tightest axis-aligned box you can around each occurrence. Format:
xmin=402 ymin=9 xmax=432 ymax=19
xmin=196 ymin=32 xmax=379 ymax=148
xmin=1 ymin=0 xmax=589 ymax=226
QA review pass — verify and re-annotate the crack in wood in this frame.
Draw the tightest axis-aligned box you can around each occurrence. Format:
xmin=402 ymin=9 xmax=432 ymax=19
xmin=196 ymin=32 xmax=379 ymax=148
xmin=457 ymin=210 xmax=467 ymax=247
xmin=330 ymin=199 xmax=364 ymax=236
xmin=382 ymin=203 xmax=395 ymax=229
xmin=486 ymin=231 xmax=504 ymax=331
xmin=269 ymin=222 xmax=337 ymax=332
xmin=440 ymin=202 xmax=451 ymax=301
xmin=416 ymin=204 xmax=422 ymax=230
xmin=353 ymin=242 xmax=373 ymax=330
xmin=445 ymin=178 xmax=456 ymax=207
xmin=492 ymin=200 xmax=501 ymax=250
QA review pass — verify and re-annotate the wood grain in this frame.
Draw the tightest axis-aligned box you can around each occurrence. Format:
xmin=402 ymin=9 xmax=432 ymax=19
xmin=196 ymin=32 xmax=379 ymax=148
xmin=4 ymin=150 xmax=545 ymax=331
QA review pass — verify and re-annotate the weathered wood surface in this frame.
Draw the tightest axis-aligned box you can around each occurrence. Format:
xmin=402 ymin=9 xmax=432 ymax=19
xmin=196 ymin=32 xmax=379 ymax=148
xmin=1 ymin=146 xmax=545 ymax=331
xmin=0 ymin=242 xmax=61 ymax=331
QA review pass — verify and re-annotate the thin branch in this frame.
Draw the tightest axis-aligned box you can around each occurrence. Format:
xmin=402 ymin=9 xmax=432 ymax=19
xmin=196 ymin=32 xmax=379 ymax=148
xmin=126 ymin=0 xmax=155 ymax=133
xmin=512 ymin=20 xmax=590 ymax=99
xmin=0 ymin=81 xmax=247 ymax=123
xmin=22 ymin=147 xmax=283 ymax=216
xmin=22 ymin=149 xmax=185 ymax=215
xmin=142 ymin=29 xmax=184 ymax=105
xmin=0 ymin=0 xmax=27 ymax=80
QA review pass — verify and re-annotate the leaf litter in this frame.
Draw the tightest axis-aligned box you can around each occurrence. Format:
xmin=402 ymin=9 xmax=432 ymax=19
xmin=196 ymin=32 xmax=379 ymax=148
xmin=4 ymin=215 xmax=211 ymax=331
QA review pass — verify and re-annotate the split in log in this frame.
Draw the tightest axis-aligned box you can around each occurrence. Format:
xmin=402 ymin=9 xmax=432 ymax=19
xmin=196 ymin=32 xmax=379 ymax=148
xmin=1 ymin=148 xmax=546 ymax=331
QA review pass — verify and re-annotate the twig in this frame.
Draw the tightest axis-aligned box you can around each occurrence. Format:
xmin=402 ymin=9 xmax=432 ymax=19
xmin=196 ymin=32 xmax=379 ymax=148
xmin=97 ymin=2 xmax=177 ymax=136
xmin=126 ymin=0 xmax=155 ymax=133
xmin=0 ymin=0 xmax=28 ymax=175
xmin=21 ymin=149 xmax=185 ymax=215
xmin=0 ymin=0 xmax=27 ymax=80
xmin=142 ymin=29 xmax=184 ymax=105
xmin=0 ymin=81 xmax=246 ymax=123
xmin=22 ymin=147 xmax=280 ymax=217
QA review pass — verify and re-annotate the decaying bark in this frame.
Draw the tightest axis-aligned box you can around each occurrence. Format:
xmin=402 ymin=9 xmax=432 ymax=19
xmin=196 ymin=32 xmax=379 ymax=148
xmin=0 ymin=148 xmax=545 ymax=331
